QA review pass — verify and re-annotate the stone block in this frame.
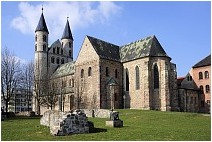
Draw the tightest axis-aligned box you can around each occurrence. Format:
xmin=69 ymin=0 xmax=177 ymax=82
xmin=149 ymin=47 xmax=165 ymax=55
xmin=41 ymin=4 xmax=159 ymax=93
xmin=106 ymin=120 xmax=123 ymax=127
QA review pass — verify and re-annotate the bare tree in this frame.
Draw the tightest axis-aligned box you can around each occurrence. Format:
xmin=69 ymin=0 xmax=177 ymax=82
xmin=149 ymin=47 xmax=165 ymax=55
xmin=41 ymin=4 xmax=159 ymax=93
xmin=1 ymin=47 xmax=21 ymax=116
xmin=21 ymin=61 xmax=34 ymax=112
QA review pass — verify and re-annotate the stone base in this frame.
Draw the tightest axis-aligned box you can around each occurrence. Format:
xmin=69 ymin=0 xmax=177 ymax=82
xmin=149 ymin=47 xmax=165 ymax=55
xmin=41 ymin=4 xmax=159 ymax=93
xmin=105 ymin=120 xmax=123 ymax=127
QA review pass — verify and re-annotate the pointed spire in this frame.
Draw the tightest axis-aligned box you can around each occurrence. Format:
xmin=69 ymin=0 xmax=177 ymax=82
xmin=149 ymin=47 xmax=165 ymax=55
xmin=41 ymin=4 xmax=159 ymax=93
xmin=35 ymin=7 xmax=49 ymax=33
xmin=61 ymin=17 xmax=73 ymax=40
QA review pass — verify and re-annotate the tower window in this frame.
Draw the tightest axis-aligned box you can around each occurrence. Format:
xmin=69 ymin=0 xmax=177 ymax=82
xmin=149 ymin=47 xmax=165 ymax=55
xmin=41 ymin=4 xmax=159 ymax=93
xmin=61 ymin=58 xmax=64 ymax=64
xmin=205 ymin=71 xmax=209 ymax=79
xmin=199 ymin=72 xmax=203 ymax=80
xmin=35 ymin=35 xmax=37 ymax=42
xmin=135 ymin=66 xmax=140 ymax=90
xmin=69 ymin=50 xmax=72 ymax=57
xmin=72 ymin=79 xmax=74 ymax=87
xmin=81 ymin=69 xmax=84 ymax=78
xmin=43 ymin=44 xmax=46 ymax=51
xmin=43 ymin=35 xmax=47 ymax=42
xmin=69 ymin=42 xmax=72 ymax=48
xmin=56 ymin=57 xmax=60 ymax=64
xmin=88 ymin=67 xmax=92 ymax=76
xmin=35 ymin=44 xmax=37 ymax=51
xmin=53 ymin=48 xmax=55 ymax=54
xmin=115 ymin=69 xmax=118 ymax=78
xmin=106 ymin=67 xmax=109 ymax=77
xmin=51 ymin=57 xmax=55 ymax=63
xmin=154 ymin=64 xmax=159 ymax=89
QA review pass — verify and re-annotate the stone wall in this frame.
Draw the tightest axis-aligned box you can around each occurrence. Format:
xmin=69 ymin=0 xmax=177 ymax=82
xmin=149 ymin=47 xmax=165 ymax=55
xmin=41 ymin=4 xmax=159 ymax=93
xmin=40 ymin=110 xmax=94 ymax=136
xmin=81 ymin=109 xmax=110 ymax=118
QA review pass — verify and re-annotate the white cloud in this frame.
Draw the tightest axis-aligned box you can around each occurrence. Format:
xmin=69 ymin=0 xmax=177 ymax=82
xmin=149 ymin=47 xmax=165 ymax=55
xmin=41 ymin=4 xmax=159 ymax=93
xmin=11 ymin=1 xmax=122 ymax=42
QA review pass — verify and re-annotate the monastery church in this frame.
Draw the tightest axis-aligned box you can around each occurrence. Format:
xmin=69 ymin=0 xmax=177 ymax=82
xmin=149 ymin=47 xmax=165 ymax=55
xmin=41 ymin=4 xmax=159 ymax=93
xmin=33 ymin=10 xmax=179 ymax=115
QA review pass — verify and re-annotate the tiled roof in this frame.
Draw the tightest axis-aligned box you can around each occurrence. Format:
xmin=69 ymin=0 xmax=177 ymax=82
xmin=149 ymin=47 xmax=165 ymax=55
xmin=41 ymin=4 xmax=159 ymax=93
xmin=87 ymin=35 xmax=170 ymax=62
xmin=87 ymin=36 xmax=120 ymax=61
xmin=35 ymin=13 xmax=49 ymax=33
xmin=120 ymin=35 xmax=170 ymax=62
xmin=193 ymin=55 xmax=211 ymax=68
xmin=52 ymin=61 xmax=75 ymax=78
xmin=61 ymin=20 xmax=73 ymax=40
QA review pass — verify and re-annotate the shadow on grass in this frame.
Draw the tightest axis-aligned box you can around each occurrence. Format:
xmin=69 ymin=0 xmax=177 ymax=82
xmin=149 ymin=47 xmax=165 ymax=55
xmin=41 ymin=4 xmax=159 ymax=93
xmin=92 ymin=127 xmax=107 ymax=133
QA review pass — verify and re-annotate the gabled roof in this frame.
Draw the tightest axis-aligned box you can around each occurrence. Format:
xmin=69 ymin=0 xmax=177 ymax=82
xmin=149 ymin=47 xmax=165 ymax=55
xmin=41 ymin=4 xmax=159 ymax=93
xmin=52 ymin=61 xmax=75 ymax=78
xmin=193 ymin=55 xmax=211 ymax=68
xmin=180 ymin=73 xmax=199 ymax=90
xmin=87 ymin=36 xmax=120 ymax=61
xmin=35 ymin=13 xmax=49 ymax=33
xmin=61 ymin=20 xmax=73 ymax=40
xmin=120 ymin=35 xmax=170 ymax=62
xmin=49 ymin=39 xmax=62 ymax=48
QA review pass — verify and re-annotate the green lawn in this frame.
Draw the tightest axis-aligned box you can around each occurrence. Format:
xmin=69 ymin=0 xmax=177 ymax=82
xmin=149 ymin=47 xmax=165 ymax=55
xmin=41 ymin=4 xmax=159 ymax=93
xmin=1 ymin=109 xmax=211 ymax=141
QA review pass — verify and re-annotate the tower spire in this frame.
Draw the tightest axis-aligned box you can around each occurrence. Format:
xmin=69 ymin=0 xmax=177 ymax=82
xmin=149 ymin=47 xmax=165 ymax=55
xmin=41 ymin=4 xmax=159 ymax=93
xmin=35 ymin=6 xmax=49 ymax=33
xmin=61 ymin=18 xmax=73 ymax=40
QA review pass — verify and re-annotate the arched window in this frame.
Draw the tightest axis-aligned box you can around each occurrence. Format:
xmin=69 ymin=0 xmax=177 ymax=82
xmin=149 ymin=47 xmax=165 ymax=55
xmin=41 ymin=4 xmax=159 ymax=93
xmin=57 ymin=47 xmax=60 ymax=54
xmin=88 ymin=67 xmax=92 ymax=76
xmin=61 ymin=49 xmax=63 ymax=55
xmin=199 ymin=72 xmax=203 ymax=80
xmin=43 ymin=44 xmax=46 ymax=51
xmin=115 ymin=69 xmax=118 ymax=78
xmin=72 ymin=79 xmax=74 ymax=87
xmin=51 ymin=57 xmax=55 ymax=63
xmin=135 ymin=66 xmax=140 ymax=90
xmin=206 ymin=85 xmax=210 ymax=93
xmin=126 ymin=68 xmax=129 ymax=91
xmin=154 ymin=64 xmax=159 ymax=89
xmin=56 ymin=57 xmax=60 ymax=64
xmin=53 ymin=48 xmax=55 ymax=54
xmin=35 ymin=35 xmax=37 ymax=42
xmin=61 ymin=58 xmax=64 ymax=64
xmin=69 ymin=79 xmax=71 ymax=86
xmin=81 ymin=69 xmax=84 ymax=78
xmin=35 ymin=44 xmax=37 ymax=51
xmin=43 ymin=35 xmax=46 ymax=42
xmin=205 ymin=71 xmax=209 ymax=79
xmin=106 ymin=67 xmax=109 ymax=77
xmin=200 ymin=85 xmax=204 ymax=94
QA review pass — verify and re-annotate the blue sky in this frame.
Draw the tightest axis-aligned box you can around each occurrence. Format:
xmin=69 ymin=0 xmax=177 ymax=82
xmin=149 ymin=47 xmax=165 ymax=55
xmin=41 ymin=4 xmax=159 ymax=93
xmin=1 ymin=1 xmax=211 ymax=77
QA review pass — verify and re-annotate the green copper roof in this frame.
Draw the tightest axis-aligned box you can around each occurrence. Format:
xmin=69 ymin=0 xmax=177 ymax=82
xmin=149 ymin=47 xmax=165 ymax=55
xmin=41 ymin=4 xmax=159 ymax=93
xmin=120 ymin=35 xmax=170 ymax=62
xmin=87 ymin=36 xmax=120 ymax=61
xmin=35 ymin=13 xmax=49 ymax=33
xmin=52 ymin=61 xmax=75 ymax=78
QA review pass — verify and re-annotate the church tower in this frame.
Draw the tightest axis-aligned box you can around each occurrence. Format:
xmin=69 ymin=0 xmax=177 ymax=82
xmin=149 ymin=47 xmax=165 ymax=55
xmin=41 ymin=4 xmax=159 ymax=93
xmin=34 ymin=8 xmax=49 ymax=84
xmin=61 ymin=18 xmax=73 ymax=62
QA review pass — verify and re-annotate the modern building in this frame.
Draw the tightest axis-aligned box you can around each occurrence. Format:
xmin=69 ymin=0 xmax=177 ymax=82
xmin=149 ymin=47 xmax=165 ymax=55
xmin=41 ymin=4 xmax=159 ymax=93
xmin=33 ymin=10 xmax=179 ymax=115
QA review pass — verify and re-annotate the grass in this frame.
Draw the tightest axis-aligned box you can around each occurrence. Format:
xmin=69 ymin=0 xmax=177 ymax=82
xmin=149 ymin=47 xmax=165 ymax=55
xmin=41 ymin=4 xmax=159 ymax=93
xmin=1 ymin=109 xmax=211 ymax=141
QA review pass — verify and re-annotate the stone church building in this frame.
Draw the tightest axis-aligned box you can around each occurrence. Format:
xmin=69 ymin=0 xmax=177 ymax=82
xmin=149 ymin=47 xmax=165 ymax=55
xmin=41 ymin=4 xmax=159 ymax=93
xmin=33 ymin=11 xmax=179 ymax=115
